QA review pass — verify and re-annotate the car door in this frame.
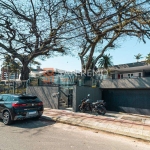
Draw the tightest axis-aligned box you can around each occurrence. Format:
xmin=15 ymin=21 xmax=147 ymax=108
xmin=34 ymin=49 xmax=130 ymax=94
xmin=0 ymin=95 xmax=4 ymax=118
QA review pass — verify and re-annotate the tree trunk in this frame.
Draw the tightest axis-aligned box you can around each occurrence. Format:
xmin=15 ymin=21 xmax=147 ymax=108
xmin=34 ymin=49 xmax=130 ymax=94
xmin=20 ymin=64 xmax=30 ymax=80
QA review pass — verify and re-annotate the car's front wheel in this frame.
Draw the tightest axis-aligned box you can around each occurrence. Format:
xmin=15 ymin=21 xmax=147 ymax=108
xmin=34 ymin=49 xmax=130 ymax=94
xmin=3 ymin=111 xmax=12 ymax=125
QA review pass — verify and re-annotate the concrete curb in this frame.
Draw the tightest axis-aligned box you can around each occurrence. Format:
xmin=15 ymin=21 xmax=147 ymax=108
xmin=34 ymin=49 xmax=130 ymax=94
xmin=41 ymin=114 xmax=150 ymax=142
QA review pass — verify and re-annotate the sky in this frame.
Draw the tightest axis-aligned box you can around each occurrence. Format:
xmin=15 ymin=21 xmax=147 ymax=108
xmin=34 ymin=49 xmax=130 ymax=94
xmin=36 ymin=37 xmax=150 ymax=71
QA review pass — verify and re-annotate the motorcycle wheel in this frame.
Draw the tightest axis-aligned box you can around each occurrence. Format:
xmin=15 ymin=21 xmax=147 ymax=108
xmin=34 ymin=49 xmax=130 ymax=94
xmin=78 ymin=105 xmax=85 ymax=113
xmin=97 ymin=106 xmax=106 ymax=115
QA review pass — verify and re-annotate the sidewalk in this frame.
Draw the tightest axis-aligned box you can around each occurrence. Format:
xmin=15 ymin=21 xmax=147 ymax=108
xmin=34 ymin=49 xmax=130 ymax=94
xmin=42 ymin=108 xmax=150 ymax=141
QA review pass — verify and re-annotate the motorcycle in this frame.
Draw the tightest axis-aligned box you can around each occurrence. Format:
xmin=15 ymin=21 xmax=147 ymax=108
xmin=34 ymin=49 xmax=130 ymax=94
xmin=78 ymin=94 xmax=92 ymax=112
xmin=91 ymin=100 xmax=106 ymax=115
xmin=78 ymin=94 xmax=106 ymax=115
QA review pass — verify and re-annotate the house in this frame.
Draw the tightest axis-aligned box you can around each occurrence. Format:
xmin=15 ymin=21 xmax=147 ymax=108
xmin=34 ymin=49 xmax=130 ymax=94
xmin=29 ymin=66 xmax=43 ymax=78
xmin=98 ymin=61 xmax=150 ymax=115
xmin=38 ymin=68 xmax=76 ymax=85
xmin=109 ymin=61 xmax=150 ymax=79
xmin=99 ymin=61 xmax=150 ymax=89
xmin=29 ymin=66 xmax=78 ymax=86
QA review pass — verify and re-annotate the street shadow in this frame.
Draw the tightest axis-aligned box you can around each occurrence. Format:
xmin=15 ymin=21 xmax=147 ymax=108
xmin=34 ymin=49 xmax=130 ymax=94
xmin=0 ymin=117 xmax=55 ymax=129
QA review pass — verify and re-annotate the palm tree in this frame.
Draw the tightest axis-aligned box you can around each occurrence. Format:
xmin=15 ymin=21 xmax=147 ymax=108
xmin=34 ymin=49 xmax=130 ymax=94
xmin=98 ymin=54 xmax=113 ymax=79
xmin=98 ymin=54 xmax=113 ymax=69
xmin=134 ymin=53 xmax=143 ymax=62
xmin=145 ymin=53 xmax=150 ymax=64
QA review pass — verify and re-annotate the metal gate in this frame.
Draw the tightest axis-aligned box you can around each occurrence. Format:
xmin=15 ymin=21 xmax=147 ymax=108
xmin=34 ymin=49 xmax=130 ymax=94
xmin=58 ymin=86 xmax=73 ymax=110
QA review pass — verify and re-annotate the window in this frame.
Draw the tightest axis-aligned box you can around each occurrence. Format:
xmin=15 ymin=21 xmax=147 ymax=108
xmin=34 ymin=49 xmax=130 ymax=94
xmin=6 ymin=96 xmax=11 ymax=101
xmin=128 ymin=74 xmax=130 ymax=78
xmin=13 ymin=97 xmax=19 ymax=101
xmin=2 ymin=95 xmax=8 ymax=101
xmin=121 ymin=74 xmax=123 ymax=79
xmin=112 ymin=74 xmax=115 ymax=79
xmin=128 ymin=74 xmax=134 ymax=78
xmin=0 ymin=95 xmax=3 ymax=101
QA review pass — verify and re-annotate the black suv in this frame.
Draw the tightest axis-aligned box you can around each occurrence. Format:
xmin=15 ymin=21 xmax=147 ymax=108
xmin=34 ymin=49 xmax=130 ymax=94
xmin=0 ymin=94 xmax=43 ymax=125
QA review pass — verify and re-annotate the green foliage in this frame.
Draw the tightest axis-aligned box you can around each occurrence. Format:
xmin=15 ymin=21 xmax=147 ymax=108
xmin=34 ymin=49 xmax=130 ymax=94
xmin=2 ymin=54 xmax=21 ymax=75
xmin=98 ymin=54 xmax=113 ymax=69
xmin=29 ymin=59 xmax=41 ymax=69
xmin=0 ymin=0 xmax=69 ymax=80
xmin=146 ymin=53 xmax=150 ymax=64
xmin=134 ymin=53 xmax=143 ymax=62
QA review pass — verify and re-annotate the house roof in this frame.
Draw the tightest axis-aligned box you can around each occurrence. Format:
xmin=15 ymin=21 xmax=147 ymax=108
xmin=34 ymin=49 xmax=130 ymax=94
xmin=109 ymin=61 xmax=150 ymax=73
xmin=30 ymin=68 xmax=43 ymax=71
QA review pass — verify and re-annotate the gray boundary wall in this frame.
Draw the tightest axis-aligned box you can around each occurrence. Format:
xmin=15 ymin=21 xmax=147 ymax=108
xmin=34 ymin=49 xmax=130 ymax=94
xmin=27 ymin=86 xmax=59 ymax=109
xmin=73 ymin=86 xmax=102 ymax=112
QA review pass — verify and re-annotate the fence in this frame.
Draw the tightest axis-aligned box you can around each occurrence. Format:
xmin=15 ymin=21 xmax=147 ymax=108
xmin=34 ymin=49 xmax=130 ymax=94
xmin=0 ymin=80 xmax=27 ymax=94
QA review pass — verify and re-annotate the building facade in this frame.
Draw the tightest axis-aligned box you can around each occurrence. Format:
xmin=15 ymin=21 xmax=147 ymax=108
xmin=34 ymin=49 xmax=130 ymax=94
xmin=29 ymin=66 xmax=43 ymax=78
xmin=1 ymin=67 xmax=19 ymax=80
xmin=109 ymin=61 xmax=150 ymax=79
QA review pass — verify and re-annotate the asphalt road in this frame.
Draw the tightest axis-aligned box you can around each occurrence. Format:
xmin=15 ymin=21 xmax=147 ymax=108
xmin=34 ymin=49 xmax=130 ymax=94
xmin=0 ymin=118 xmax=150 ymax=150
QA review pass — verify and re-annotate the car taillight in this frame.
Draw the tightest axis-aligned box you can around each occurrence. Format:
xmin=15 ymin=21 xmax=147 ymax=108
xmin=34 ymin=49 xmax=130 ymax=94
xmin=37 ymin=102 xmax=43 ymax=106
xmin=12 ymin=103 xmax=27 ymax=108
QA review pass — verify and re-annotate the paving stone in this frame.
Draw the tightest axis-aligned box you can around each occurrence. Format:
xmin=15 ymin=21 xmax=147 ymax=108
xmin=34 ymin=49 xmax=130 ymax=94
xmin=142 ymin=130 xmax=150 ymax=136
xmin=129 ymin=128 xmax=143 ymax=135
xmin=143 ymin=125 xmax=150 ymax=131
xmin=43 ymin=108 xmax=150 ymax=142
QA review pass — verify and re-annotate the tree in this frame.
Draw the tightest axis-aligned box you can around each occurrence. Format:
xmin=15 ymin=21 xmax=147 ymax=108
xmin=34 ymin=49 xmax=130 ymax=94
xmin=134 ymin=53 xmax=143 ymax=62
xmin=2 ymin=54 xmax=41 ymax=78
xmin=98 ymin=54 xmax=113 ymax=69
xmin=1 ymin=54 xmax=21 ymax=79
xmin=145 ymin=53 xmax=150 ymax=64
xmin=2 ymin=55 xmax=21 ymax=72
xmin=83 ymin=55 xmax=97 ymax=72
xmin=28 ymin=59 xmax=41 ymax=70
xmin=0 ymin=0 xmax=70 ymax=80
xmin=98 ymin=54 xmax=113 ymax=77
xmin=63 ymin=0 xmax=150 ymax=72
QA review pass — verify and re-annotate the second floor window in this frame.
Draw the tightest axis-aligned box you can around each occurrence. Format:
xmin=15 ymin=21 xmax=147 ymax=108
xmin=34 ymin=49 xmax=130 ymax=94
xmin=121 ymin=74 xmax=123 ymax=79
xmin=128 ymin=74 xmax=130 ymax=78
